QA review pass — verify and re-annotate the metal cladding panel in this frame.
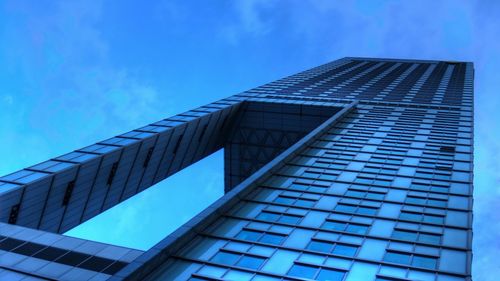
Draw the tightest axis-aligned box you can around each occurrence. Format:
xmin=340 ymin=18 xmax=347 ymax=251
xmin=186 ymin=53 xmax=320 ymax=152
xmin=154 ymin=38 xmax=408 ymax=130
xmin=37 ymin=166 xmax=79 ymax=232
xmin=118 ymin=136 xmax=158 ymax=203
xmin=101 ymin=141 xmax=142 ymax=211
xmin=58 ymin=156 xmax=103 ymax=233
xmin=81 ymin=149 xmax=123 ymax=222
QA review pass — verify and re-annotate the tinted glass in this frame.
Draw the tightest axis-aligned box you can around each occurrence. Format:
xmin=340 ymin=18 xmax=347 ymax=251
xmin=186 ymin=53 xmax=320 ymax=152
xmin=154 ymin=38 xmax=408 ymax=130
xmin=384 ymin=252 xmax=411 ymax=265
xmin=296 ymin=199 xmax=315 ymax=208
xmin=236 ymin=255 xmax=265 ymax=270
xmin=418 ymin=233 xmax=441 ymax=244
xmin=260 ymin=233 xmax=285 ymax=245
xmin=287 ymin=264 xmax=317 ymax=279
xmin=211 ymin=251 xmax=239 ymax=265
xmin=332 ymin=244 xmax=357 ymax=257
xmin=307 ymin=240 xmax=333 ymax=253
xmin=275 ymin=196 xmax=295 ymax=205
xmin=279 ymin=214 xmax=301 ymax=225
xmin=236 ymin=230 xmax=261 ymax=242
xmin=257 ymin=212 xmax=280 ymax=222
xmin=346 ymin=224 xmax=368 ymax=234
xmin=323 ymin=221 xmax=346 ymax=231
xmin=412 ymin=255 xmax=437 ymax=269
xmin=392 ymin=230 xmax=418 ymax=241
xmin=316 ymin=268 xmax=345 ymax=281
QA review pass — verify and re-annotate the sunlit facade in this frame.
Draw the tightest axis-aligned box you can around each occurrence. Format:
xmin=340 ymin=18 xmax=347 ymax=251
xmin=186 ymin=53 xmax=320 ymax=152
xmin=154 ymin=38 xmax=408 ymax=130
xmin=0 ymin=57 xmax=473 ymax=281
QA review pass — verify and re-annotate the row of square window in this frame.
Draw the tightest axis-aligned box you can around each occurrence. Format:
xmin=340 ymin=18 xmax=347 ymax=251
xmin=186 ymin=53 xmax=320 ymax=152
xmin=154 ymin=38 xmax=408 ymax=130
xmin=295 ymin=166 xmax=455 ymax=185
xmin=206 ymin=248 xmax=437 ymax=276
xmin=207 ymin=251 xmax=346 ymax=280
xmin=0 ymin=236 xmax=127 ymax=275
xmin=308 ymin=157 xmax=464 ymax=178
xmin=351 ymin=114 xmax=465 ymax=123
xmin=342 ymin=124 xmax=468 ymax=139
xmin=340 ymin=132 xmax=471 ymax=147
xmin=256 ymin=205 xmax=447 ymax=229
xmin=237 ymin=229 xmax=358 ymax=257
xmin=233 ymin=222 xmax=442 ymax=249
xmin=308 ymin=146 xmax=467 ymax=169
xmin=288 ymin=170 xmax=461 ymax=195
xmin=272 ymin=167 xmax=462 ymax=202
xmin=273 ymin=179 xmax=452 ymax=207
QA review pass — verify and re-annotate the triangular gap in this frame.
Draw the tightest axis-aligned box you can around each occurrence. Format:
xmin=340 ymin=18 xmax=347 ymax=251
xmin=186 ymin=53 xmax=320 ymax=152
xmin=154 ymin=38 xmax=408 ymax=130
xmin=65 ymin=149 xmax=224 ymax=251
xmin=65 ymin=101 xmax=342 ymax=250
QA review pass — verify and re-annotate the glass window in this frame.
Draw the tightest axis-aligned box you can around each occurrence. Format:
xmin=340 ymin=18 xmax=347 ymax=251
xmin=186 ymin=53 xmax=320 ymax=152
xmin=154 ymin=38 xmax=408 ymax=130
xmin=236 ymin=230 xmax=260 ymax=242
xmin=189 ymin=277 xmax=210 ymax=281
xmin=279 ymin=214 xmax=302 ymax=225
xmin=392 ymin=229 xmax=418 ymax=241
xmin=316 ymin=268 xmax=345 ymax=281
xmin=290 ymin=183 xmax=308 ymax=191
xmin=423 ymin=214 xmax=444 ymax=224
xmin=375 ymin=277 xmax=406 ymax=281
xmin=309 ymin=185 xmax=328 ymax=193
xmin=257 ymin=211 xmax=280 ymax=222
xmin=418 ymin=233 xmax=441 ymax=244
xmin=335 ymin=204 xmax=356 ymax=213
xmin=366 ymin=192 xmax=385 ymax=200
xmin=322 ymin=220 xmax=368 ymax=235
xmin=236 ymin=229 xmax=286 ymax=245
xmin=400 ymin=212 xmax=421 ymax=221
xmin=428 ymin=199 xmax=447 ymax=207
xmin=307 ymin=240 xmax=334 ymax=253
xmin=412 ymin=255 xmax=437 ymax=269
xmin=345 ymin=190 xmax=365 ymax=198
xmin=384 ymin=251 xmax=411 ymax=265
xmin=274 ymin=196 xmax=294 ymax=205
xmin=236 ymin=255 xmax=265 ymax=270
xmin=346 ymin=224 xmax=368 ymax=235
xmin=275 ymin=195 xmax=316 ymax=208
xmin=322 ymin=221 xmax=347 ymax=231
xmin=358 ymin=206 xmax=377 ymax=215
xmin=260 ymin=233 xmax=286 ymax=245
xmin=296 ymin=198 xmax=316 ymax=208
xmin=287 ymin=264 xmax=317 ymax=279
xmin=406 ymin=197 xmax=426 ymax=205
xmin=332 ymin=244 xmax=358 ymax=257
xmin=374 ymin=179 xmax=392 ymax=186
xmin=211 ymin=251 xmax=239 ymax=266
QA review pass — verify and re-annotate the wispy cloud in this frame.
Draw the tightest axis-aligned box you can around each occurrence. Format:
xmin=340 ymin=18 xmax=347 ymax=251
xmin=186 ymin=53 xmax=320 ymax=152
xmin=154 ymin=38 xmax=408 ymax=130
xmin=0 ymin=0 xmax=171 ymax=172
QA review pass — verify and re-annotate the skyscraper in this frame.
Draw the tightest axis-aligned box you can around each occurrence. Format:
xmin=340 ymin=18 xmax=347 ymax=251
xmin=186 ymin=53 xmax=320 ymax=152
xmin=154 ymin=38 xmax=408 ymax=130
xmin=0 ymin=57 xmax=473 ymax=281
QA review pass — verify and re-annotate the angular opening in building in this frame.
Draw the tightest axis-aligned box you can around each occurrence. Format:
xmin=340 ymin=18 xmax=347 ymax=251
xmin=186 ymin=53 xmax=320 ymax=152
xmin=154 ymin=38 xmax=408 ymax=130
xmin=63 ymin=101 xmax=342 ymax=251
xmin=65 ymin=149 xmax=224 ymax=250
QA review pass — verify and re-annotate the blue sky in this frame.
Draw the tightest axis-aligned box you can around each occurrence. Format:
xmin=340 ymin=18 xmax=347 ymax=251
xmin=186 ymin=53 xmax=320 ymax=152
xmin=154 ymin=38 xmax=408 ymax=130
xmin=0 ymin=0 xmax=498 ymax=279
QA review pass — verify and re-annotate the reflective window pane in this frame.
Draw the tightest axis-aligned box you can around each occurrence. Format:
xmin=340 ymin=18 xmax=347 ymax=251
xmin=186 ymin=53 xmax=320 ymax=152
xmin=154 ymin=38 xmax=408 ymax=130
xmin=236 ymin=255 xmax=265 ymax=270
xmin=316 ymin=268 xmax=345 ymax=281
xmin=346 ymin=224 xmax=368 ymax=234
xmin=307 ymin=240 xmax=333 ymax=253
xmin=257 ymin=212 xmax=279 ymax=222
xmin=236 ymin=230 xmax=261 ymax=242
xmin=260 ymin=233 xmax=286 ymax=245
xmin=384 ymin=252 xmax=411 ymax=265
xmin=332 ymin=244 xmax=357 ymax=257
xmin=287 ymin=264 xmax=317 ymax=279
xmin=412 ymin=255 xmax=437 ymax=269
xmin=211 ymin=251 xmax=240 ymax=266
xmin=279 ymin=214 xmax=301 ymax=225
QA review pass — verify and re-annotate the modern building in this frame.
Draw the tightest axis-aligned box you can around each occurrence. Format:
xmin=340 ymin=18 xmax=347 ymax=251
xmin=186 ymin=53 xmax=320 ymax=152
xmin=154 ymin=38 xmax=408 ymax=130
xmin=0 ymin=57 xmax=473 ymax=281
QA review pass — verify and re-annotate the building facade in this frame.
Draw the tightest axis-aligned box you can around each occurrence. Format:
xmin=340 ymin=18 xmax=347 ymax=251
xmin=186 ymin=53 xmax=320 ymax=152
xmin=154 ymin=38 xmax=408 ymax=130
xmin=0 ymin=57 xmax=473 ymax=281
